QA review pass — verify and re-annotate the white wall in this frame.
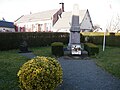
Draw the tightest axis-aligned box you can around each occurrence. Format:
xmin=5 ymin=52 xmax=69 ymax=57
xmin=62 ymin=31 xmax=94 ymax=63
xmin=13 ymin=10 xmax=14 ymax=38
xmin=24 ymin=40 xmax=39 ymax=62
xmin=16 ymin=20 xmax=53 ymax=32
xmin=0 ymin=27 xmax=15 ymax=32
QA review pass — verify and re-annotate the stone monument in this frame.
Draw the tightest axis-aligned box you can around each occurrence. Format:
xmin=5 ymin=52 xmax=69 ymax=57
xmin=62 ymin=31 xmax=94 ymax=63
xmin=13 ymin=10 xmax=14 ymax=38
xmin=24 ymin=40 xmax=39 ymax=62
xmin=68 ymin=4 xmax=82 ymax=55
xmin=19 ymin=40 xmax=31 ymax=53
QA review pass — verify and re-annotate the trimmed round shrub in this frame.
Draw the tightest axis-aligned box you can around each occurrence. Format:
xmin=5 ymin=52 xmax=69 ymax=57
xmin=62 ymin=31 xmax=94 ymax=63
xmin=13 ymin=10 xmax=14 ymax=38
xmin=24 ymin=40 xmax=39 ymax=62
xmin=17 ymin=56 xmax=63 ymax=90
xmin=51 ymin=42 xmax=64 ymax=46
xmin=51 ymin=42 xmax=64 ymax=56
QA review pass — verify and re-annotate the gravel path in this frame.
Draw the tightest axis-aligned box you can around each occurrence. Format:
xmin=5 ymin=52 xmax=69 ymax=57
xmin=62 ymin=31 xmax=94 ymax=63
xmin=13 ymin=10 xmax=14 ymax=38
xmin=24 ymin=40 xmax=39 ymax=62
xmin=57 ymin=57 xmax=120 ymax=90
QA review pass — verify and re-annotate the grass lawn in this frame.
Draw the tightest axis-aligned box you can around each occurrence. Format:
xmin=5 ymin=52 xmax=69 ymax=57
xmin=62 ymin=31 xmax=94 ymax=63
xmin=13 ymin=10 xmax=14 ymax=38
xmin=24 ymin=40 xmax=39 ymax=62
xmin=30 ymin=46 xmax=53 ymax=57
xmin=0 ymin=50 xmax=28 ymax=90
xmin=0 ymin=46 xmax=52 ymax=90
xmin=0 ymin=46 xmax=120 ymax=89
xmin=95 ymin=45 xmax=120 ymax=79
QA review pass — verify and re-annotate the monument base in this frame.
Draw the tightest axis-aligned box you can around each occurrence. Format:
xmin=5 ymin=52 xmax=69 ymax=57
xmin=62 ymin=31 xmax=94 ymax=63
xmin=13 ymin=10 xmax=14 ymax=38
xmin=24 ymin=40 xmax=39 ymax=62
xmin=64 ymin=47 xmax=88 ymax=56
xmin=63 ymin=49 xmax=89 ymax=60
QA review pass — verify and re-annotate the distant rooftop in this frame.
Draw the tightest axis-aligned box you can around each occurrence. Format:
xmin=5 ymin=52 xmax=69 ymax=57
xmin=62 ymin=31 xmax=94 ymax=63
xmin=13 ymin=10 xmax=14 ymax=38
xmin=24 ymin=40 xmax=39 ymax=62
xmin=15 ymin=9 xmax=87 ymax=26
xmin=53 ymin=10 xmax=87 ymax=29
xmin=0 ymin=21 xmax=14 ymax=28
xmin=15 ymin=9 xmax=59 ymax=23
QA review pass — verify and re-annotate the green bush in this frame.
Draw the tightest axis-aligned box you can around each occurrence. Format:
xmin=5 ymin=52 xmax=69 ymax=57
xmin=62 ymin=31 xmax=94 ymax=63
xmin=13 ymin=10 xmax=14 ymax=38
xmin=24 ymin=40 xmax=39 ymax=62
xmin=51 ymin=42 xmax=64 ymax=46
xmin=17 ymin=56 xmax=63 ymax=90
xmin=80 ymin=33 xmax=85 ymax=43
xmin=84 ymin=43 xmax=99 ymax=56
xmin=51 ymin=42 xmax=64 ymax=56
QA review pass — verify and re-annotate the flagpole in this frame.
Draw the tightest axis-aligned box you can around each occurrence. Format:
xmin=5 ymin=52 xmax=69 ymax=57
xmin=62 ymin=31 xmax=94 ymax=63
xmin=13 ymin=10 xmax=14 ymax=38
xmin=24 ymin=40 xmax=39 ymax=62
xmin=103 ymin=0 xmax=112 ymax=51
xmin=103 ymin=29 xmax=106 ymax=51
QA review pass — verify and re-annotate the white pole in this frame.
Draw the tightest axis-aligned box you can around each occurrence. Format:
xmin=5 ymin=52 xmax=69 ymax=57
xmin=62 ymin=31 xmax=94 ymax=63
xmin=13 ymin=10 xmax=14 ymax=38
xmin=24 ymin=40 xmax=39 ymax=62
xmin=103 ymin=29 xmax=106 ymax=51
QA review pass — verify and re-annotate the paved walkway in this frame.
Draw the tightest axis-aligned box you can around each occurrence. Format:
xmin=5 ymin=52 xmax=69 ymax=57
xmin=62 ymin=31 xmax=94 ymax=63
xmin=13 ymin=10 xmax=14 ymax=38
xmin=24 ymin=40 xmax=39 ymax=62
xmin=20 ymin=53 xmax=120 ymax=90
xmin=19 ymin=52 xmax=36 ymax=59
xmin=57 ymin=57 xmax=120 ymax=90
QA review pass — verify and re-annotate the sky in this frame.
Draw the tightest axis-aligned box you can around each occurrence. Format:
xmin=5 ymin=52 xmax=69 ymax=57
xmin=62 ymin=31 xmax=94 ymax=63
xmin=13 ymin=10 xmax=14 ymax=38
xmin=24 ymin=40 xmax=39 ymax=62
xmin=0 ymin=0 xmax=120 ymax=29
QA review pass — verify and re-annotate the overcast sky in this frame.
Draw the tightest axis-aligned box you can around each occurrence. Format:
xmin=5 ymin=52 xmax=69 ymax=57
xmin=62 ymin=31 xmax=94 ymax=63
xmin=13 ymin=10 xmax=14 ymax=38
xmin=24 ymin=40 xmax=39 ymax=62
xmin=0 ymin=0 xmax=120 ymax=29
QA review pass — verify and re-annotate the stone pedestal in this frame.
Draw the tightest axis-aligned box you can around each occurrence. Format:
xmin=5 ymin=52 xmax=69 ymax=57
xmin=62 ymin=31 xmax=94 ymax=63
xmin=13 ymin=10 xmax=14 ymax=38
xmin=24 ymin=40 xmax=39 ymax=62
xmin=68 ymin=4 xmax=82 ymax=55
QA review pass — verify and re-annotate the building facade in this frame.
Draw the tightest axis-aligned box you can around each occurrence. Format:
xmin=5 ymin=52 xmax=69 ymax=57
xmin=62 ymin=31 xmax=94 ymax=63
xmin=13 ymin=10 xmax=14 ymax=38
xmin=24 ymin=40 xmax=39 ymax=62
xmin=53 ymin=9 xmax=93 ymax=32
xmin=14 ymin=3 xmax=93 ymax=32
xmin=0 ymin=20 xmax=15 ymax=32
xmin=14 ymin=9 xmax=63 ymax=32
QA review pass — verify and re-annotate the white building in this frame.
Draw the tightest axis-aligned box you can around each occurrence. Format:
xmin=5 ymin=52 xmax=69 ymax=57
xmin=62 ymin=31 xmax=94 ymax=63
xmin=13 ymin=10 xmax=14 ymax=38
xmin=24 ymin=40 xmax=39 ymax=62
xmin=14 ymin=9 xmax=63 ymax=32
xmin=0 ymin=20 xmax=15 ymax=32
xmin=14 ymin=3 xmax=93 ymax=32
xmin=53 ymin=9 xmax=93 ymax=32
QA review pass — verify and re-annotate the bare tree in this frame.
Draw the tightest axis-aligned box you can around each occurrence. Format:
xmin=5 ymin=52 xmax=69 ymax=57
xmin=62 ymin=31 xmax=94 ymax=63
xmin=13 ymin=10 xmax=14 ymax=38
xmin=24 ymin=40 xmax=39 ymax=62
xmin=106 ymin=14 xmax=120 ymax=32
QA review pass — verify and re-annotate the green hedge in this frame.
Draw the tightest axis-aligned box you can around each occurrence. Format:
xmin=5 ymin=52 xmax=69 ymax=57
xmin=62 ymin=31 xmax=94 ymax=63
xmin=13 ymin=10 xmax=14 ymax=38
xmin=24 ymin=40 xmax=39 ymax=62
xmin=81 ymin=32 xmax=120 ymax=47
xmin=1 ymin=32 xmax=120 ymax=51
xmin=0 ymin=32 xmax=69 ymax=51
xmin=51 ymin=42 xmax=64 ymax=56
xmin=84 ymin=43 xmax=99 ymax=56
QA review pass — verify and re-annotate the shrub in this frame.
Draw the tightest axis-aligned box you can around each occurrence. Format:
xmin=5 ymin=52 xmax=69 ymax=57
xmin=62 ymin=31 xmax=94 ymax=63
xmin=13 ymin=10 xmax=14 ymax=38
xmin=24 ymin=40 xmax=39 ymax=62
xmin=84 ymin=43 xmax=99 ymax=56
xmin=80 ymin=33 xmax=85 ymax=43
xmin=17 ymin=56 xmax=63 ymax=90
xmin=51 ymin=42 xmax=64 ymax=56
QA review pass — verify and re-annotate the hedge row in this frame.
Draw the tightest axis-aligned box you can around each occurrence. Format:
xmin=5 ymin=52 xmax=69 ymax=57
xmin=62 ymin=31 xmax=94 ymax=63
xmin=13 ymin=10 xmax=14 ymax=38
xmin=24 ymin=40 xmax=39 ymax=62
xmin=84 ymin=43 xmax=99 ymax=56
xmin=82 ymin=32 xmax=120 ymax=47
xmin=1 ymin=32 xmax=120 ymax=51
xmin=0 ymin=32 xmax=69 ymax=51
